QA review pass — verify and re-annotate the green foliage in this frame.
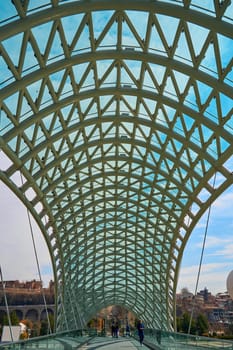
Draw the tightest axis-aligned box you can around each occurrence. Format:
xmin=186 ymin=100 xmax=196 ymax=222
xmin=40 ymin=315 xmax=54 ymax=336
xmin=40 ymin=320 xmax=49 ymax=336
xmin=196 ymin=313 xmax=208 ymax=335
xmin=177 ymin=312 xmax=208 ymax=335
xmin=49 ymin=314 xmax=54 ymax=333
xmin=31 ymin=321 xmax=41 ymax=337
xmin=181 ymin=312 xmax=195 ymax=334
xmin=176 ymin=316 xmax=182 ymax=332
xmin=3 ymin=311 xmax=19 ymax=326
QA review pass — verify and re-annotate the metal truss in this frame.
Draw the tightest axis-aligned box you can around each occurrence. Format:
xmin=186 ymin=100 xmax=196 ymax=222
xmin=0 ymin=0 xmax=232 ymax=331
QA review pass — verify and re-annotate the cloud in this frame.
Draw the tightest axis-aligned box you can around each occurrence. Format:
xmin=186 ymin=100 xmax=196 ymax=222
xmin=195 ymin=235 xmax=232 ymax=249
xmin=177 ymin=262 xmax=231 ymax=295
xmin=212 ymin=244 xmax=233 ymax=258
xmin=181 ymin=262 xmax=229 ymax=275
xmin=211 ymin=190 xmax=233 ymax=217
xmin=0 ymin=183 xmax=53 ymax=286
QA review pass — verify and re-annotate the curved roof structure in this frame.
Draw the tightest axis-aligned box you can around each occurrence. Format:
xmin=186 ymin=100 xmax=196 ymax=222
xmin=0 ymin=0 xmax=232 ymax=331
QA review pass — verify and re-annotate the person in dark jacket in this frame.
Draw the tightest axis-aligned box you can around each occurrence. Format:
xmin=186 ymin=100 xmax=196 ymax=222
xmin=137 ymin=319 xmax=144 ymax=345
xmin=111 ymin=322 xmax=115 ymax=337
xmin=126 ymin=324 xmax=130 ymax=337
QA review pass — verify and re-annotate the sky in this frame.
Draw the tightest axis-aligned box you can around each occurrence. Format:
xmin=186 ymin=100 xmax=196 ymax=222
xmin=0 ymin=1 xmax=233 ymax=297
xmin=177 ymin=186 xmax=233 ymax=295
xmin=0 ymin=180 xmax=53 ymax=287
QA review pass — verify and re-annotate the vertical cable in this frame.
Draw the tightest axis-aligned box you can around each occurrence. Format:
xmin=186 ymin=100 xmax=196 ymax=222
xmin=20 ymin=172 xmax=52 ymax=334
xmin=188 ymin=172 xmax=217 ymax=334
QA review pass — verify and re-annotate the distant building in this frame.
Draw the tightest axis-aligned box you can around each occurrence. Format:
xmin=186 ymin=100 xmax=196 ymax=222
xmin=4 ymin=280 xmax=42 ymax=290
xmin=0 ymin=280 xmax=55 ymax=323
xmin=176 ymin=287 xmax=233 ymax=335
xmin=197 ymin=288 xmax=212 ymax=303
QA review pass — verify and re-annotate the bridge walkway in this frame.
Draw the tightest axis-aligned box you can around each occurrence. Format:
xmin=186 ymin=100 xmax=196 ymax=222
xmin=78 ymin=336 xmax=150 ymax=349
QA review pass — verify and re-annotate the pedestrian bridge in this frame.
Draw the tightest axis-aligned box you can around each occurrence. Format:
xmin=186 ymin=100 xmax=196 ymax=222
xmin=0 ymin=0 xmax=233 ymax=338
xmin=0 ymin=329 xmax=233 ymax=350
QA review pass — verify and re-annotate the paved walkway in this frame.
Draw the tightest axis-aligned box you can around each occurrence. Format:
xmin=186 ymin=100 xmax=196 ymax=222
xmin=79 ymin=337 xmax=148 ymax=349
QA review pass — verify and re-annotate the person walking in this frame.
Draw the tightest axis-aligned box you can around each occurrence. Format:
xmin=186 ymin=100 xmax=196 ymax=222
xmin=115 ymin=322 xmax=119 ymax=338
xmin=111 ymin=322 xmax=115 ymax=337
xmin=137 ymin=319 xmax=144 ymax=346
xmin=126 ymin=324 xmax=130 ymax=337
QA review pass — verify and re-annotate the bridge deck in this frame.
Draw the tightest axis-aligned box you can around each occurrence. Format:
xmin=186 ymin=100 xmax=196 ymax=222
xmin=79 ymin=337 xmax=148 ymax=349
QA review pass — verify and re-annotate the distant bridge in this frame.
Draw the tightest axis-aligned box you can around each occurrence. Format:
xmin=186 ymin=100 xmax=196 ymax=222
xmin=0 ymin=305 xmax=54 ymax=322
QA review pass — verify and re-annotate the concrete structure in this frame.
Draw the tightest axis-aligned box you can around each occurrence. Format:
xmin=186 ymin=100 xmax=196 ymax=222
xmin=0 ymin=304 xmax=55 ymax=322
xmin=0 ymin=280 xmax=55 ymax=322
xmin=0 ymin=0 xmax=232 ymax=333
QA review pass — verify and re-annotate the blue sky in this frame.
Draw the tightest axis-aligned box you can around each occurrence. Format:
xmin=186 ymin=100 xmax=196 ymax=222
xmin=177 ymin=185 xmax=233 ymax=295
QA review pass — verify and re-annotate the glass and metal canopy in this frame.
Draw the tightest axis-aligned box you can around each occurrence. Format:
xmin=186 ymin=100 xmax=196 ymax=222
xmin=0 ymin=0 xmax=232 ymax=331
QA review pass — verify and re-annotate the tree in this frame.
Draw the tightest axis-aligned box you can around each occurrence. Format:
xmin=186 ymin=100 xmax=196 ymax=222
xmin=39 ymin=313 xmax=54 ymax=336
xmin=195 ymin=313 xmax=208 ymax=335
xmin=48 ymin=313 xmax=54 ymax=333
xmin=176 ymin=316 xmax=182 ymax=332
xmin=40 ymin=320 xmax=49 ymax=336
xmin=31 ymin=321 xmax=41 ymax=338
xmin=180 ymin=312 xmax=195 ymax=334
xmin=3 ymin=311 xmax=19 ymax=326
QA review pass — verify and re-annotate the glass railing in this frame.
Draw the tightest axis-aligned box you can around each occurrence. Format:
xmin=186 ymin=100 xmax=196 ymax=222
xmin=1 ymin=328 xmax=233 ymax=350
xmin=138 ymin=329 xmax=233 ymax=349
xmin=0 ymin=329 xmax=97 ymax=350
